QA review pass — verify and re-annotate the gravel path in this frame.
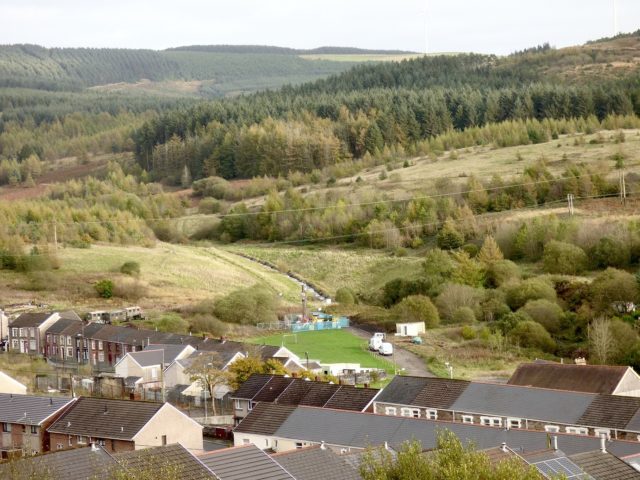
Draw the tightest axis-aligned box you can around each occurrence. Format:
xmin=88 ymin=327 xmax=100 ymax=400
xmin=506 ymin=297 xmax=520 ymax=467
xmin=348 ymin=326 xmax=434 ymax=377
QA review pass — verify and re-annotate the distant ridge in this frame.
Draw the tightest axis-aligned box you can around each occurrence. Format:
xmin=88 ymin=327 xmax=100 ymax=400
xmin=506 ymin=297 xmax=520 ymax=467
xmin=164 ymin=45 xmax=417 ymax=55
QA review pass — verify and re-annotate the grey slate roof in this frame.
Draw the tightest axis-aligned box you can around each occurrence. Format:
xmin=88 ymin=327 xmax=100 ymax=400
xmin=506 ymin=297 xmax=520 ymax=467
xmin=577 ymin=394 xmax=640 ymax=431
xmin=450 ymin=382 xmax=596 ymax=425
xmin=47 ymin=396 xmax=163 ymax=440
xmin=273 ymin=446 xmax=362 ymax=480
xmin=0 ymin=445 xmax=118 ymax=480
xmin=115 ymin=443 xmax=214 ymax=480
xmin=199 ymin=444 xmax=294 ymax=480
xmin=235 ymin=403 xmax=297 ymax=435
xmin=0 ymin=393 xmax=74 ymax=425
xmin=237 ymin=405 xmax=640 ymax=458
xmin=570 ymin=450 xmax=640 ymax=480
xmin=232 ymin=373 xmax=274 ymax=400
xmin=46 ymin=318 xmax=81 ymax=335
xmin=132 ymin=344 xmax=191 ymax=367
xmin=10 ymin=312 xmax=55 ymax=327
xmin=374 ymin=376 xmax=469 ymax=409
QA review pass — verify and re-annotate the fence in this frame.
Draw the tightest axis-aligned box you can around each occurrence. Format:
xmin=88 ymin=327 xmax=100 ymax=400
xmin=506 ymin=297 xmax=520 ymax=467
xmin=291 ymin=317 xmax=349 ymax=332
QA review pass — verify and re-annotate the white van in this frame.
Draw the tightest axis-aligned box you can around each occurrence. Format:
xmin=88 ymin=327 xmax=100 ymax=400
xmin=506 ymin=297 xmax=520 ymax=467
xmin=369 ymin=332 xmax=385 ymax=351
xmin=378 ymin=342 xmax=393 ymax=356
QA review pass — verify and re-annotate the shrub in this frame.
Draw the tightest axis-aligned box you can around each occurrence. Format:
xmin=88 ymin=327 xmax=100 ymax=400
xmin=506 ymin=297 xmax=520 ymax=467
xmin=504 ymin=278 xmax=557 ymax=310
xmin=460 ymin=325 xmax=477 ymax=340
xmin=436 ymin=283 xmax=482 ymax=322
xmin=542 ymin=241 xmax=587 ymax=275
xmin=214 ymin=284 xmax=279 ymax=325
xmin=95 ymin=279 xmax=114 ymax=299
xmin=189 ymin=315 xmax=227 ymax=336
xmin=590 ymin=267 xmax=639 ymax=311
xmin=437 ymin=218 xmax=464 ymax=250
xmin=393 ymin=295 xmax=440 ymax=328
xmin=452 ymin=306 xmax=476 ymax=324
xmin=120 ymin=261 xmax=141 ymax=276
xmin=520 ymin=299 xmax=564 ymax=333
xmin=198 ymin=197 xmax=221 ymax=214
xmin=336 ymin=287 xmax=356 ymax=305
xmin=591 ymin=237 xmax=630 ymax=268
xmin=477 ymin=236 xmax=504 ymax=264
xmin=155 ymin=313 xmax=189 ymax=333
xmin=510 ymin=320 xmax=556 ymax=352
xmin=113 ymin=278 xmax=148 ymax=300
xmin=461 ymin=243 xmax=479 ymax=257
xmin=485 ymin=260 xmax=521 ymax=288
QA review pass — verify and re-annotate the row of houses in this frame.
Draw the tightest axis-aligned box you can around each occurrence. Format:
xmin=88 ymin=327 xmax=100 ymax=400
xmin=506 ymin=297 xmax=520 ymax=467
xmin=0 ymin=392 xmax=202 ymax=458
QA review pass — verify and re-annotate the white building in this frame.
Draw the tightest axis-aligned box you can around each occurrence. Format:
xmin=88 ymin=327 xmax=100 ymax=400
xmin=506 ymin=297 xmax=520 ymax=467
xmin=0 ymin=371 xmax=27 ymax=395
xmin=396 ymin=322 xmax=426 ymax=337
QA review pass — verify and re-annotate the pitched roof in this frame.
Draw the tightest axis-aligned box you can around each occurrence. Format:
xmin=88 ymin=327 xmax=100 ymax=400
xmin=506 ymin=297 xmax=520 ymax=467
xmin=253 ymin=376 xmax=295 ymax=402
xmin=577 ymin=394 xmax=640 ymax=430
xmin=570 ymin=450 xmax=640 ymax=480
xmin=237 ymin=404 xmax=640 ymax=458
xmin=324 ymin=386 xmax=377 ymax=411
xmin=273 ymin=446 xmax=362 ymax=480
xmin=0 ymin=445 xmax=118 ymax=480
xmin=374 ymin=376 xmax=469 ymax=409
xmin=132 ymin=344 xmax=191 ymax=367
xmin=508 ymin=363 xmax=630 ymax=394
xmin=46 ymin=318 xmax=82 ymax=335
xmin=10 ymin=312 xmax=55 ymax=328
xmin=234 ymin=402 xmax=296 ymax=436
xmin=520 ymin=449 xmax=591 ymax=479
xmin=0 ymin=393 xmax=74 ymax=425
xmin=233 ymin=374 xmax=280 ymax=400
xmin=451 ymin=382 xmax=596 ymax=425
xmin=199 ymin=444 xmax=294 ymax=480
xmin=114 ymin=443 xmax=214 ymax=480
xmin=47 ymin=397 xmax=163 ymax=440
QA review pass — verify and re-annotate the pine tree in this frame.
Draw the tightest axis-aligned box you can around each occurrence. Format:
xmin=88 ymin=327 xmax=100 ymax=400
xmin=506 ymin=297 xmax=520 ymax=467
xmin=477 ymin=235 xmax=504 ymax=265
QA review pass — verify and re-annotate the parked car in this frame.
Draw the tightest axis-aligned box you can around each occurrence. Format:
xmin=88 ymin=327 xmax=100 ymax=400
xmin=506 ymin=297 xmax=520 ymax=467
xmin=369 ymin=332 xmax=385 ymax=351
xmin=378 ymin=342 xmax=393 ymax=356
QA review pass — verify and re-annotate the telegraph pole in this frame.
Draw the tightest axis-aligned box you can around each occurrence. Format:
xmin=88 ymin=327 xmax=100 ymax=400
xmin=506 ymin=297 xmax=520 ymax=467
xmin=567 ymin=194 xmax=574 ymax=215
xmin=301 ymin=285 xmax=307 ymax=322
xmin=620 ymin=169 xmax=627 ymax=206
xmin=53 ymin=222 xmax=58 ymax=251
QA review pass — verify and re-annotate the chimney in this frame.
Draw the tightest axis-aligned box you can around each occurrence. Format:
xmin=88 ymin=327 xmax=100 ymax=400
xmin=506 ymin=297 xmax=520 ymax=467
xmin=320 ymin=441 xmax=326 ymax=450
xmin=49 ymin=398 xmax=53 ymax=405
xmin=91 ymin=442 xmax=100 ymax=452
xmin=364 ymin=383 xmax=370 ymax=389
xmin=600 ymin=434 xmax=607 ymax=453
xmin=291 ymin=372 xmax=298 ymax=378
xmin=314 ymin=376 xmax=320 ymax=382
xmin=552 ymin=436 xmax=558 ymax=451
xmin=103 ymin=405 xmax=108 ymax=414
xmin=384 ymin=441 xmax=390 ymax=451
xmin=501 ymin=442 xmax=507 ymax=453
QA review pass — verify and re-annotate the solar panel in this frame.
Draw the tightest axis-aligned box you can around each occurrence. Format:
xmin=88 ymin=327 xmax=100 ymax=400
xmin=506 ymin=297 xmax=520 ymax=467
xmin=532 ymin=457 xmax=593 ymax=479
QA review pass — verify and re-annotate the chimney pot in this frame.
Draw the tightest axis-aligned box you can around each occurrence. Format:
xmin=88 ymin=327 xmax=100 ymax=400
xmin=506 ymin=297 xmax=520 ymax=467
xmin=552 ymin=436 xmax=558 ymax=451
xmin=320 ymin=441 xmax=326 ymax=450
xmin=501 ymin=442 xmax=507 ymax=453
xmin=600 ymin=434 xmax=607 ymax=453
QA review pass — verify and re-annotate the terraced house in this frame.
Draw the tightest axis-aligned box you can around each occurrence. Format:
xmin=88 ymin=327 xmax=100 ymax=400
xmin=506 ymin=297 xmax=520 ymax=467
xmin=373 ymin=375 xmax=640 ymax=441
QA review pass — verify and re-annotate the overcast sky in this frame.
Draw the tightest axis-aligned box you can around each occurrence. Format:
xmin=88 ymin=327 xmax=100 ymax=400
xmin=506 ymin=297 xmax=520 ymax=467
xmin=1 ymin=0 xmax=639 ymax=54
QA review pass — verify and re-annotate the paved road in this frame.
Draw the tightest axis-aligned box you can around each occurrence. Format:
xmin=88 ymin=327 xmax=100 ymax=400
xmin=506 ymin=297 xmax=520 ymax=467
xmin=348 ymin=326 xmax=434 ymax=377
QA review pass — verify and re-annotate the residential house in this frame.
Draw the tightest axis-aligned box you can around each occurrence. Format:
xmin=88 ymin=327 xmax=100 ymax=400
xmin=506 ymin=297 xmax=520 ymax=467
xmin=114 ymin=344 xmax=196 ymax=392
xmin=113 ymin=443 xmax=214 ymax=479
xmin=395 ymin=322 xmax=425 ymax=337
xmin=9 ymin=312 xmax=62 ymax=354
xmin=44 ymin=318 xmax=87 ymax=365
xmin=47 ymin=396 xmax=203 ymax=453
xmin=230 ymin=373 xmax=379 ymax=425
xmin=373 ymin=375 xmax=640 ymax=441
xmin=232 ymin=403 xmax=640 ymax=458
xmin=273 ymin=445 xmax=363 ymax=480
xmin=0 ymin=371 xmax=27 ymax=395
xmin=508 ymin=363 xmax=640 ymax=397
xmin=0 ymin=393 xmax=75 ymax=457
xmin=199 ymin=443 xmax=295 ymax=480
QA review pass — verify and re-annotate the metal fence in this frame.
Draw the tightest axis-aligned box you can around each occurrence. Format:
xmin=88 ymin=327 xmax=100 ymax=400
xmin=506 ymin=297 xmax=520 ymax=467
xmin=291 ymin=317 xmax=350 ymax=332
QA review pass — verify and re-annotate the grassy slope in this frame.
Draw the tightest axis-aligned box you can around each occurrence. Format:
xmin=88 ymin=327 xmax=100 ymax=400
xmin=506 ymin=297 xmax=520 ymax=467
xmin=249 ymin=329 xmax=394 ymax=372
xmin=0 ymin=243 xmax=300 ymax=310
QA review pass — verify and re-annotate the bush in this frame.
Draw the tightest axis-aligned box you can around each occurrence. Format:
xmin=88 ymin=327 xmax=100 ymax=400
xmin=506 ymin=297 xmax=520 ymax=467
xmin=452 ymin=306 xmax=476 ymax=324
xmin=189 ymin=315 xmax=227 ymax=336
xmin=336 ymin=287 xmax=356 ymax=305
xmin=590 ymin=267 xmax=639 ymax=311
xmin=154 ymin=313 xmax=189 ymax=333
xmin=520 ymin=299 xmax=563 ymax=333
xmin=437 ymin=219 xmax=464 ymax=250
xmin=460 ymin=325 xmax=477 ymax=340
xmin=198 ymin=197 xmax=221 ymax=214
xmin=510 ymin=320 xmax=556 ymax=352
xmin=504 ymin=278 xmax=557 ymax=310
xmin=112 ymin=278 xmax=148 ymax=300
xmin=542 ymin=241 xmax=587 ymax=275
xmin=461 ymin=243 xmax=479 ymax=257
xmin=95 ymin=279 xmax=114 ymax=299
xmin=214 ymin=284 xmax=279 ymax=325
xmin=436 ymin=283 xmax=482 ymax=322
xmin=393 ymin=295 xmax=440 ymax=328
xmin=591 ymin=237 xmax=630 ymax=268
xmin=120 ymin=261 xmax=141 ymax=276
xmin=485 ymin=260 xmax=521 ymax=288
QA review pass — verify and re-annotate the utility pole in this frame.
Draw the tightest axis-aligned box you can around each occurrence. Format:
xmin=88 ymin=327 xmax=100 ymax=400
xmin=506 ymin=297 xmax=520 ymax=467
xmin=301 ymin=285 xmax=307 ymax=322
xmin=53 ymin=222 xmax=58 ymax=251
xmin=567 ymin=194 xmax=574 ymax=215
xmin=620 ymin=169 xmax=627 ymax=205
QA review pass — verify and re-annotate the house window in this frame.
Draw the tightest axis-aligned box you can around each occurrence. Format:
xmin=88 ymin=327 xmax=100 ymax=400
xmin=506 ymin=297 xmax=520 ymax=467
xmin=67 ymin=347 xmax=73 ymax=357
xmin=68 ymin=436 xmax=73 ymax=446
xmin=480 ymin=416 xmax=502 ymax=427
xmin=30 ymin=426 xmax=37 ymax=434
xmin=565 ymin=427 xmax=588 ymax=435
xmin=52 ymin=335 xmax=57 ymax=344
xmin=426 ymin=409 xmax=438 ymax=420
xmin=31 ymin=328 xmax=36 ymax=337
xmin=401 ymin=408 xmax=419 ymax=418
xmin=29 ymin=340 xmax=36 ymax=351
xmin=67 ymin=336 xmax=72 ymax=346
xmin=507 ymin=418 xmax=522 ymax=429
xmin=235 ymin=399 xmax=242 ymax=410
xmin=11 ymin=340 xmax=18 ymax=350
xmin=162 ymin=435 xmax=167 ymax=446
xmin=11 ymin=328 xmax=18 ymax=337
xmin=98 ymin=341 xmax=103 ymax=350
xmin=545 ymin=425 xmax=560 ymax=433
xmin=77 ymin=435 xmax=87 ymax=444
xmin=92 ymin=340 xmax=96 ymax=350
xmin=98 ymin=352 xmax=104 ymax=362
xmin=594 ymin=428 xmax=611 ymax=440
xmin=295 ymin=442 xmax=303 ymax=449
xmin=248 ymin=402 xmax=253 ymax=411
xmin=151 ymin=368 xmax=158 ymax=380
xmin=385 ymin=407 xmax=397 ymax=416
xmin=19 ymin=328 xmax=25 ymax=337
xmin=96 ymin=439 xmax=106 ymax=446
xmin=2 ymin=423 xmax=11 ymax=432
xmin=461 ymin=415 xmax=474 ymax=424
xmin=265 ymin=439 xmax=269 ymax=447
xmin=56 ymin=444 xmax=63 ymax=450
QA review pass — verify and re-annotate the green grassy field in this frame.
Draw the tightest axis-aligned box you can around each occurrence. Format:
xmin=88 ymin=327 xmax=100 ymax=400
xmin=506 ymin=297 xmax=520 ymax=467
xmin=250 ymin=329 xmax=394 ymax=373
xmin=226 ymin=245 xmax=424 ymax=297
xmin=0 ymin=242 xmax=301 ymax=310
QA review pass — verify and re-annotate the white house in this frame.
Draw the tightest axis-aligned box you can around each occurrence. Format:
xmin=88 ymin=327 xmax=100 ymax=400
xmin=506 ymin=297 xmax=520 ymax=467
xmin=9 ymin=312 xmax=62 ymax=354
xmin=0 ymin=370 xmax=27 ymax=394
xmin=396 ymin=322 xmax=426 ymax=337
xmin=0 ymin=310 xmax=8 ymax=343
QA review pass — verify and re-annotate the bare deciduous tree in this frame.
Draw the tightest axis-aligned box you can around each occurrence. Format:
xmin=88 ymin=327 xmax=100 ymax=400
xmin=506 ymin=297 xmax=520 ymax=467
xmin=588 ymin=317 xmax=615 ymax=365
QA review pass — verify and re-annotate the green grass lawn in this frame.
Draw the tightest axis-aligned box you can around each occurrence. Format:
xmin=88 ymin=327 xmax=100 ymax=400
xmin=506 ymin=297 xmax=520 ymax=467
xmin=249 ymin=329 xmax=394 ymax=373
